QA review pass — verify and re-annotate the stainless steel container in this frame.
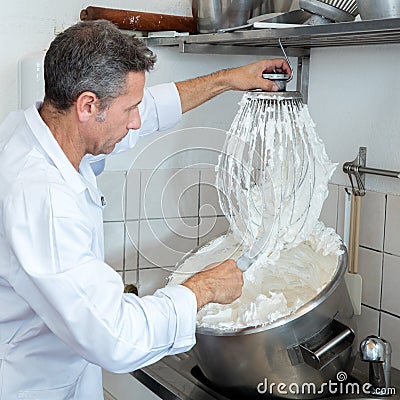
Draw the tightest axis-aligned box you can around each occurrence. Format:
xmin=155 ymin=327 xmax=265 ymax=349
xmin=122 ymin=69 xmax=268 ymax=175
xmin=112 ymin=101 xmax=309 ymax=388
xmin=192 ymin=0 xmax=294 ymax=33
xmin=176 ymin=239 xmax=357 ymax=399
xmin=252 ymin=0 xmax=295 ymax=18
xmin=356 ymin=0 xmax=400 ymax=20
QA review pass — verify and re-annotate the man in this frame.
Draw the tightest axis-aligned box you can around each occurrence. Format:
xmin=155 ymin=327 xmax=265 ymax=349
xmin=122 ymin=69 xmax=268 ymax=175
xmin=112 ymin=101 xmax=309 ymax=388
xmin=0 ymin=20 xmax=290 ymax=398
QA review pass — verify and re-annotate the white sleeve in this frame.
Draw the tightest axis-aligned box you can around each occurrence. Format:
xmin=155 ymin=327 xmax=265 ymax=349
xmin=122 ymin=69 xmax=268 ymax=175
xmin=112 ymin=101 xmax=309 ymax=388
xmin=3 ymin=179 xmax=197 ymax=373
xmin=110 ymin=82 xmax=182 ymax=155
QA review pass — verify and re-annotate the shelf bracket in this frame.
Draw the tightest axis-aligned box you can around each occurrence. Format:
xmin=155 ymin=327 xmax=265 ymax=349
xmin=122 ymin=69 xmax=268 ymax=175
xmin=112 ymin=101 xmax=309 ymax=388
xmin=297 ymin=54 xmax=310 ymax=104
xmin=343 ymin=147 xmax=367 ymax=196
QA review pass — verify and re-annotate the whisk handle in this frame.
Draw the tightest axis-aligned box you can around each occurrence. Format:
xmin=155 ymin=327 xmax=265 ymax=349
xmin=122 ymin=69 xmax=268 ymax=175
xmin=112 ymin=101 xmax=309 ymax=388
xmin=236 ymin=252 xmax=252 ymax=272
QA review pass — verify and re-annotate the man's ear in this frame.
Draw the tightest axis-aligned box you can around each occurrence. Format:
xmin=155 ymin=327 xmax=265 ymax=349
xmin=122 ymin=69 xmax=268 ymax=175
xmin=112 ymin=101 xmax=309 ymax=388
xmin=76 ymin=91 xmax=98 ymax=122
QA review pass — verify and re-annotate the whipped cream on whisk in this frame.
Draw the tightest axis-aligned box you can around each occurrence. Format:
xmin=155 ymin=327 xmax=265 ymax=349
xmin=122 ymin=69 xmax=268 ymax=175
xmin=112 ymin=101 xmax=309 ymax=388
xmin=216 ymin=92 xmax=337 ymax=261
xmin=169 ymin=91 xmax=342 ymax=330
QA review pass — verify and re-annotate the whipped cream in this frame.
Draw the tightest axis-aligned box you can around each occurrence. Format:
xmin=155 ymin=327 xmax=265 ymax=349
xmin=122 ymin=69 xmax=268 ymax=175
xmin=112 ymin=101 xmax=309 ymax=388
xmin=169 ymin=222 xmax=343 ymax=330
xmin=169 ymin=92 xmax=342 ymax=331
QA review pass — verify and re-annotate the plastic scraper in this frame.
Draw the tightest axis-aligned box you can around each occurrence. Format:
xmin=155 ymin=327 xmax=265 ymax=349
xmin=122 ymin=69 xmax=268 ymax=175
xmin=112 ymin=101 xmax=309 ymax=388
xmin=236 ymin=238 xmax=267 ymax=272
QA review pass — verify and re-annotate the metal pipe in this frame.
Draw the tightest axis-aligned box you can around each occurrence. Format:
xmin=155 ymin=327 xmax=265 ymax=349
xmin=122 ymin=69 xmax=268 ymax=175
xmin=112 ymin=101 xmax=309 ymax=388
xmin=345 ymin=164 xmax=400 ymax=179
xmin=315 ymin=328 xmax=353 ymax=358
xmin=358 ymin=166 xmax=400 ymax=179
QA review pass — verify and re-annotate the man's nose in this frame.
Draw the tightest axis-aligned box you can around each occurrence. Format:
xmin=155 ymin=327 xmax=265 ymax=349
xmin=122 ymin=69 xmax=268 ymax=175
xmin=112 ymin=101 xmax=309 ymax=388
xmin=127 ymin=108 xmax=141 ymax=130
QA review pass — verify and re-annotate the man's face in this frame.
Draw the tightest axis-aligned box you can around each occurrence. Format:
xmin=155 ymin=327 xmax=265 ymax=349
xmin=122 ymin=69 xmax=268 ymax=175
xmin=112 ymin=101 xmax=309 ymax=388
xmin=87 ymin=71 xmax=145 ymax=155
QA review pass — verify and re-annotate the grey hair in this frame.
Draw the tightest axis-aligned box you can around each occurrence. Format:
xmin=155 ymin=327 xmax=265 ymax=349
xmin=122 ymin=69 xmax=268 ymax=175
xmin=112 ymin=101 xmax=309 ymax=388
xmin=43 ymin=20 xmax=156 ymax=111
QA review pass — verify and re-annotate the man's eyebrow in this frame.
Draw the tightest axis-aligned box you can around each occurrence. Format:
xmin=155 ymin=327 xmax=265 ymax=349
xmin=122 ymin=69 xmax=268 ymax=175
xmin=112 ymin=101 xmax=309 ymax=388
xmin=127 ymin=100 xmax=142 ymax=110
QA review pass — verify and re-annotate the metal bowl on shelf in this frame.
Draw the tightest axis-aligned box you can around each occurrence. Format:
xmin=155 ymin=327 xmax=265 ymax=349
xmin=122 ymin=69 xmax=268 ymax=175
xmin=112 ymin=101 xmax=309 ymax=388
xmin=192 ymin=0 xmax=295 ymax=33
xmin=356 ymin=0 xmax=400 ymax=20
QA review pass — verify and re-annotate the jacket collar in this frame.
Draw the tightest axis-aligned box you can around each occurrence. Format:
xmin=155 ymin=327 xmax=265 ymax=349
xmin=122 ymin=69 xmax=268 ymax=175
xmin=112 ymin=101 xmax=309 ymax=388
xmin=24 ymin=103 xmax=87 ymax=194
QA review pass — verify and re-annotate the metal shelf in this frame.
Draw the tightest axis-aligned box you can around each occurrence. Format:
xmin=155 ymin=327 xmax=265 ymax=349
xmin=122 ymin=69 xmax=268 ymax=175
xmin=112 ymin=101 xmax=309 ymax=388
xmin=145 ymin=17 xmax=400 ymax=104
xmin=145 ymin=17 xmax=400 ymax=57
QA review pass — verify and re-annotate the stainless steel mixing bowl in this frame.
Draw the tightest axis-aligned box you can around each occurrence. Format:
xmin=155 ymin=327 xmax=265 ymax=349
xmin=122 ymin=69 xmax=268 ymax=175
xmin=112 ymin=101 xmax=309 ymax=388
xmin=174 ymin=236 xmax=357 ymax=399
xmin=356 ymin=0 xmax=400 ymax=20
xmin=192 ymin=0 xmax=295 ymax=33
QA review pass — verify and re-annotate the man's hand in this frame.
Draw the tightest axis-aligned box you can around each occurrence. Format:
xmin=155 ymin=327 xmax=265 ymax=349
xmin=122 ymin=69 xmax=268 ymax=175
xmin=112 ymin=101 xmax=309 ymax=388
xmin=176 ymin=58 xmax=291 ymax=113
xmin=182 ymin=259 xmax=244 ymax=310
xmin=224 ymin=59 xmax=291 ymax=92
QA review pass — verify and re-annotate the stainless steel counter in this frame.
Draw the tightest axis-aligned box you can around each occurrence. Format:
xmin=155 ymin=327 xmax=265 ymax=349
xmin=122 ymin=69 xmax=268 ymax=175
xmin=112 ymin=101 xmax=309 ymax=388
xmin=132 ymin=351 xmax=400 ymax=400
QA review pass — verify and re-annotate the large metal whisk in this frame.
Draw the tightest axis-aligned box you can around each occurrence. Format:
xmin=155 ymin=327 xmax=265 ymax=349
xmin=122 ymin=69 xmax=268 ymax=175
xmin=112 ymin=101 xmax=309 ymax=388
xmin=217 ymin=88 xmax=334 ymax=270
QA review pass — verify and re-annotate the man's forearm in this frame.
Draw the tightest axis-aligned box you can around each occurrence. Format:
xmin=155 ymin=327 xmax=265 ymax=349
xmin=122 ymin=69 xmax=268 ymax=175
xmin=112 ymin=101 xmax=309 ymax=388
xmin=175 ymin=58 xmax=291 ymax=114
xmin=175 ymin=70 xmax=231 ymax=113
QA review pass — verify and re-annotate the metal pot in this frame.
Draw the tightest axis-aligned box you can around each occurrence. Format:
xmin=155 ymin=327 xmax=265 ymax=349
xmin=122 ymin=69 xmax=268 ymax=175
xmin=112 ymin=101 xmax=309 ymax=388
xmin=356 ymin=0 xmax=400 ymax=20
xmin=175 ymin=238 xmax=357 ymax=399
xmin=252 ymin=0 xmax=296 ymax=19
xmin=192 ymin=0 xmax=294 ymax=33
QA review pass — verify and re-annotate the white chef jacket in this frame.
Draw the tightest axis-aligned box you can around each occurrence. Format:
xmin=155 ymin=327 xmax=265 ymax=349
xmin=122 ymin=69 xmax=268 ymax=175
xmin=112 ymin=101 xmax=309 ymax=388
xmin=0 ymin=83 xmax=197 ymax=399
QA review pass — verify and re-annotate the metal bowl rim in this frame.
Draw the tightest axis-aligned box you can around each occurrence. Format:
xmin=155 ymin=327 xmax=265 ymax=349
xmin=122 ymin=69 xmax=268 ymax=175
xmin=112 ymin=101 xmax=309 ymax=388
xmin=172 ymin=232 xmax=348 ymax=336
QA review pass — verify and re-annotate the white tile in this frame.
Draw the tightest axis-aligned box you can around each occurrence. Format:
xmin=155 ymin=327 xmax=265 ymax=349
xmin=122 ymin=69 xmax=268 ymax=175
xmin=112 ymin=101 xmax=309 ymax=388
xmin=138 ymin=268 xmax=171 ymax=297
xmin=320 ymin=183 xmax=339 ymax=230
xmin=354 ymin=305 xmax=379 ymax=347
xmin=124 ymin=221 xmax=139 ymax=270
xmin=382 ymin=253 xmax=400 ymax=316
xmin=140 ymin=169 xmax=199 ymax=219
xmin=358 ymin=247 xmax=382 ymax=309
xmin=380 ymin=312 xmax=400 ymax=370
xmin=125 ymin=169 xmax=140 ymax=220
xmin=104 ymin=222 xmax=125 ymax=271
xmin=359 ymin=190 xmax=386 ymax=251
xmin=124 ymin=270 xmax=138 ymax=287
xmin=337 ymin=189 xmax=385 ymax=254
xmin=385 ymin=194 xmax=400 ymax=256
xmin=97 ymin=171 xmax=126 ymax=222
xmin=198 ymin=216 xmax=230 ymax=247
xmin=199 ymin=168 xmax=224 ymax=217
xmin=138 ymin=218 xmax=198 ymax=269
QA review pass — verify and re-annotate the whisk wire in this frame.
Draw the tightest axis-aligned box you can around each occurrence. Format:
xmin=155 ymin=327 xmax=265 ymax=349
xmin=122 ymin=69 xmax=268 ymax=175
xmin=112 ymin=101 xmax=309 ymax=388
xmin=217 ymin=91 xmax=333 ymax=261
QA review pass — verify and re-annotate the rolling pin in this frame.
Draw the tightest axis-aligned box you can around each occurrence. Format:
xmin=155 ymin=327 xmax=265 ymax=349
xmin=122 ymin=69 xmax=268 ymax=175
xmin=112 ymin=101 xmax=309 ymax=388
xmin=80 ymin=6 xmax=197 ymax=33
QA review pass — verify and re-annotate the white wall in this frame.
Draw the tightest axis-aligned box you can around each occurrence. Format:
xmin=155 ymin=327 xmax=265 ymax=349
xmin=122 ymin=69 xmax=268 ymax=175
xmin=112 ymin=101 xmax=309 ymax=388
xmin=0 ymin=0 xmax=191 ymax=120
xmin=308 ymin=44 xmax=400 ymax=195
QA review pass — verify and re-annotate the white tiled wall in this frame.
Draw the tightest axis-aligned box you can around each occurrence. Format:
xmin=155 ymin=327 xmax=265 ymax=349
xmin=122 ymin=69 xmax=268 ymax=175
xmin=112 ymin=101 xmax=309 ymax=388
xmin=382 ymin=253 xmax=400 ymax=316
xmin=138 ymin=217 xmax=198 ymax=268
xmin=98 ymin=167 xmax=229 ymax=298
xmin=99 ymin=172 xmax=400 ymax=369
xmin=320 ymin=185 xmax=400 ymax=369
xmin=358 ymin=247 xmax=382 ymax=309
